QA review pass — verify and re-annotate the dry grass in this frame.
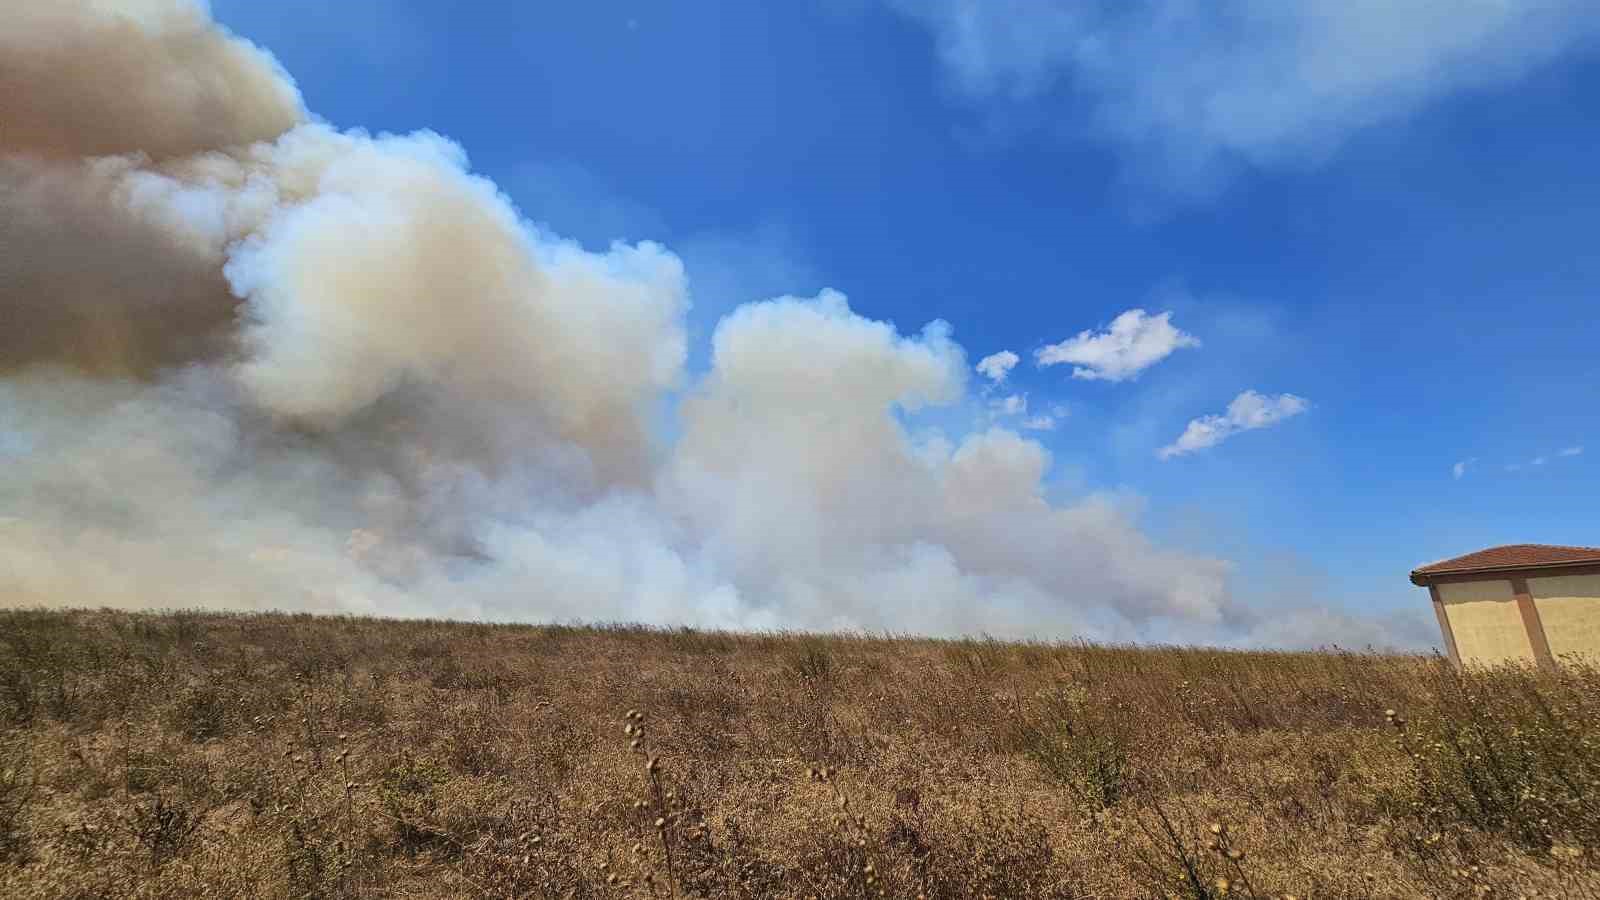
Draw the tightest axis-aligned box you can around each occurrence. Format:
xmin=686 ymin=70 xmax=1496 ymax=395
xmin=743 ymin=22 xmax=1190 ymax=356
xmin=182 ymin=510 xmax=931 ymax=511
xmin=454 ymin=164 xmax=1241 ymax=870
xmin=0 ymin=607 xmax=1596 ymax=899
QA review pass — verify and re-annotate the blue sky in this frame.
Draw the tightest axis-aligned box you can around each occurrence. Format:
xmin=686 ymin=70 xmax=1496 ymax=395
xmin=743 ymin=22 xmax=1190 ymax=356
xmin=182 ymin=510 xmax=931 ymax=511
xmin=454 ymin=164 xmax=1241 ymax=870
xmin=211 ymin=0 xmax=1600 ymax=638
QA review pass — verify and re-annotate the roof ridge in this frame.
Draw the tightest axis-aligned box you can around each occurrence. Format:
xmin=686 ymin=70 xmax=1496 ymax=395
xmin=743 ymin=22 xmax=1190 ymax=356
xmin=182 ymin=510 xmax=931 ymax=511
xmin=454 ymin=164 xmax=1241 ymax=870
xmin=1472 ymin=542 xmax=1600 ymax=551
xmin=1411 ymin=543 xmax=1600 ymax=579
xmin=1492 ymin=541 xmax=1600 ymax=549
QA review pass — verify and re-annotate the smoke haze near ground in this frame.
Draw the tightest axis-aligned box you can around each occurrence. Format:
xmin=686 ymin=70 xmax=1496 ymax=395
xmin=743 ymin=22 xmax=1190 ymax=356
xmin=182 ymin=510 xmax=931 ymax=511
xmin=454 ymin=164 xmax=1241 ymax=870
xmin=0 ymin=1 xmax=1417 ymax=648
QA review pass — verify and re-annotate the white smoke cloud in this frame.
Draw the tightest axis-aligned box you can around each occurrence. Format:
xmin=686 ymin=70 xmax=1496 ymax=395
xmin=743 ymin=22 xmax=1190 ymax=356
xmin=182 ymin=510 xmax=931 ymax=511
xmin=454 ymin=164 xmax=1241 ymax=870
xmin=0 ymin=0 xmax=1330 ymax=643
xmin=889 ymin=0 xmax=1600 ymax=192
xmin=1159 ymin=390 xmax=1309 ymax=459
xmin=1238 ymin=605 xmax=1438 ymax=653
xmin=1037 ymin=309 xmax=1200 ymax=382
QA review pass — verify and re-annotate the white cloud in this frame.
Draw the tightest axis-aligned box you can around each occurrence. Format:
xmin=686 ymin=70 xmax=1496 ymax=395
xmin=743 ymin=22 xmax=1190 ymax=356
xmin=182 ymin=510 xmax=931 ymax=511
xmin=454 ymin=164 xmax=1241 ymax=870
xmin=976 ymin=349 xmax=1019 ymax=383
xmin=1036 ymin=309 xmax=1199 ymax=382
xmin=989 ymin=393 xmax=1025 ymax=417
xmin=1158 ymin=390 xmax=1308 ymax=459
xmin=1507 ymin=445 xmax=1585 ymax=471
xmin=889 ymin=0 xmax=1600 ymax=192
xmin=1019 ymin=404 xmax=1066 ymax=432
xmin=1452 ymin=458 xmax=1475 ymax=480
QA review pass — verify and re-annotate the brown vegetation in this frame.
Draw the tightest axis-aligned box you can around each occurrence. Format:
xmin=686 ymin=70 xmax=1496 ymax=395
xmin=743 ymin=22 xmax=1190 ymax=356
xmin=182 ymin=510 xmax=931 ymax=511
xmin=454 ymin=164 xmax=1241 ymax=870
xmin=0 ymin=607 xmax=1596 ymax=898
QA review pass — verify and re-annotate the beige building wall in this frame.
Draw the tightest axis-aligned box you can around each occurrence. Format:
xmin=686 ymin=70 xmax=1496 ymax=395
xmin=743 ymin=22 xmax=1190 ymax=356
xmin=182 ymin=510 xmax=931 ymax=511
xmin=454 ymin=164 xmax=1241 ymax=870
xmin=1527 ymin=573 xmax=1600 ymax=665
xmin=1437 ymin=578 xmax=1534 ymax=666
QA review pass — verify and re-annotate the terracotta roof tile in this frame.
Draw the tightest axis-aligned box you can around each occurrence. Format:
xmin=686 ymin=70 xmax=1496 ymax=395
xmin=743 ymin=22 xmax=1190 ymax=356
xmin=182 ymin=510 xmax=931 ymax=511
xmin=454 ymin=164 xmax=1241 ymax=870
xmin=1411 ymin=544 xmax=1600 ymax=583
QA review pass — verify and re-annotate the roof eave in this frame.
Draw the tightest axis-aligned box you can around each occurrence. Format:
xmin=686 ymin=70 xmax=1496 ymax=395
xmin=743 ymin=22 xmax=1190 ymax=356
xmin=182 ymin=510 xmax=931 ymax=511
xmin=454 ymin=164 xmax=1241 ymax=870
xmin=1411 ymin=557 xmax=1600 ymax=586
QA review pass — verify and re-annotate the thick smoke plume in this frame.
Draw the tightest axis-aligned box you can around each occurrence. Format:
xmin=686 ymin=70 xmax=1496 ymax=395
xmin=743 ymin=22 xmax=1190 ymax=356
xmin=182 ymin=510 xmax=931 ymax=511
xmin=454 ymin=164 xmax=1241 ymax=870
xmin=0 ymin=1 xmax=1380 ymax=645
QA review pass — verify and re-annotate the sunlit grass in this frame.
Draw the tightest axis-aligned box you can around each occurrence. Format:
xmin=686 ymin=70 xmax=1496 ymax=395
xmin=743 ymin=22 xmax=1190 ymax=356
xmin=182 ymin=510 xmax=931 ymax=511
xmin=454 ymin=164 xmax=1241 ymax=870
xmin=0 ymin=607 xmax=1595 ymax=898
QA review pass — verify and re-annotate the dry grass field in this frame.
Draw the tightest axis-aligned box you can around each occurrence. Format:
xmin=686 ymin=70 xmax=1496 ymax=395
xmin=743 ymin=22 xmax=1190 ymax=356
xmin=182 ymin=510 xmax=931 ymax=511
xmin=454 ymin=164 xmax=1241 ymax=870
xmin=0 ymin=608 xmax=1596 ymax=899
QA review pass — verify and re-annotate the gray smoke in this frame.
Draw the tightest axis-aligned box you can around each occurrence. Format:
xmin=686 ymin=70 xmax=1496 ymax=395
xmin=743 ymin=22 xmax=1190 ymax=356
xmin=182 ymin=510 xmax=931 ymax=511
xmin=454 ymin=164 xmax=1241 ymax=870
xmin=0 ymin=0 xmax=302 ymax=161
xmin=0 ymin=1 xmax=1392 ymax=646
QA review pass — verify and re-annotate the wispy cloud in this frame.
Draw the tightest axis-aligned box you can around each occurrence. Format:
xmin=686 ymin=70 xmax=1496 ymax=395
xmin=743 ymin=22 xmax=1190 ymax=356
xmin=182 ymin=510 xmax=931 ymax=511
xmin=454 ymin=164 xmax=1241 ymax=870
xmin=1506 ymin=445 xmax=1585 ymax=472
xmin=1159 ymin=390 xmax=1308 ymax=460
xmin=888 ymin=0 xmax=1600 ymax=194
xmin=975 ymin=349 xmax=1019 ymax=384
xmin=211 ymin=0 xmax=430 ymax=72
xmin=504 ymin=158 xmax=668 ymax=249
xmin=1452 ymin=458 xmax=1475 ymax=480
xmin=1036 ymin=309 xmax=1199 ymax=382
xmin=1021 ymin=415 xmax=1058 ymax=432
xmin=989 ymin=393 xmax=1026 ymax=416
xmin=1017 ymin=403 xmax=1066 ymax=432
xmin=981 ymin=393 xmax=1068 ymax=433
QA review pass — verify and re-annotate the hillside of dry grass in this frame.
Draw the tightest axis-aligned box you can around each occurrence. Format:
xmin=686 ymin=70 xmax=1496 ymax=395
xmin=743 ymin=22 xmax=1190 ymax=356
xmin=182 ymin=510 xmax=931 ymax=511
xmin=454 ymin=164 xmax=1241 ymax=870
xmin=0 ymin=608 xmax=1596 ymax=899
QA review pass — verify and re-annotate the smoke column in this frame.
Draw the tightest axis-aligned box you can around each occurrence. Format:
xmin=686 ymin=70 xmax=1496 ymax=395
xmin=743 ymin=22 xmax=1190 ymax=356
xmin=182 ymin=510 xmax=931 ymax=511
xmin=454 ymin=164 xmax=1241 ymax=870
xmin=1 ymin=0 xmax=1352 ymax=645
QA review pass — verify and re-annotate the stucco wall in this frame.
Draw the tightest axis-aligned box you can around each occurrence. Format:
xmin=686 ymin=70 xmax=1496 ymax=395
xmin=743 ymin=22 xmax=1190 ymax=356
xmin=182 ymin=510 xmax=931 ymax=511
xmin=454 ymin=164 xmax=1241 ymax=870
xmin=1437 ymin=578 xmax=1533 ymax=666
xmin=1527 ymin=573 xmax=1600 ymax=664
